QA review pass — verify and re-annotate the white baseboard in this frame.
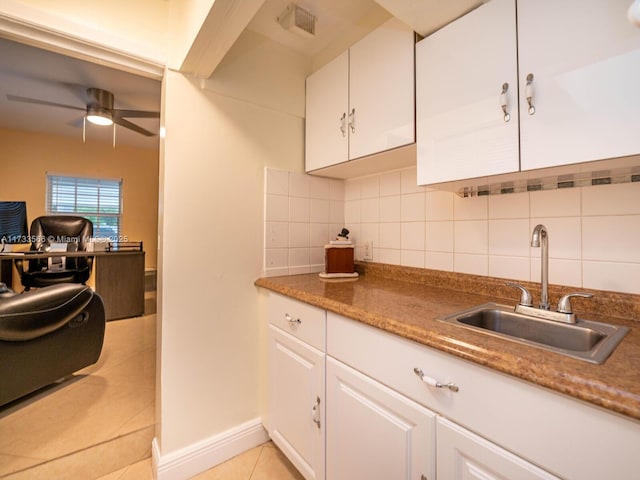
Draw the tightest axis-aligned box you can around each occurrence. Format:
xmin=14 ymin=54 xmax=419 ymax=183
xmin=152 ymin=418 xmax=269 ymax=480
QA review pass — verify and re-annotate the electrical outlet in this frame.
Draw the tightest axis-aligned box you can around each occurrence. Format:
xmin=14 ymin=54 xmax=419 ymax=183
xmin=363 ymin=240 xmax=373 ymax=260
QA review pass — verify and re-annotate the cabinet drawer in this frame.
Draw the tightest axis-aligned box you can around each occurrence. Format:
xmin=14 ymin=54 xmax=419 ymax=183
xmin=327 ymin=312 xmax=640 ymax=480
xmin=269 ymin=293 xmax=325 ymax=351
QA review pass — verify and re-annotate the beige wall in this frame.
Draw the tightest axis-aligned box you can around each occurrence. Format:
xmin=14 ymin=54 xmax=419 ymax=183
xmin=0 ymin=127 xmax=159 ymax=268
xmin=157 ymin=51 xmax=305 ymax=455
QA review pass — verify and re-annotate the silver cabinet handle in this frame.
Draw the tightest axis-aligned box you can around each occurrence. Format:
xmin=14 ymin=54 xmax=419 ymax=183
xmin=284 ymin=313 xmax=301 ymax=324
xmin=525 ymin=73 xmax=536 ymax=115
xmin=348 ymin=108 xmax=355 ymax=133
xmin=413 ymin=367 xmax=459 ymax=392
xmin=500 ymin=83 xmax=511 ymax=122
xmin=339 ymin=112 xmax=346 ymax=137
xmin=311 ymin=396 xmax=321 ymax=428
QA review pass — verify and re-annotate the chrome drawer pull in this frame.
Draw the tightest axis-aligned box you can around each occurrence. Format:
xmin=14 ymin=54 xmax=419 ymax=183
xmin=312 ymin=396 xmax=321 ymax=428
xmin=284 ymin=313 xmax=301 ymax=324
xmin=414 ymin=367 xmax=459 ymax=393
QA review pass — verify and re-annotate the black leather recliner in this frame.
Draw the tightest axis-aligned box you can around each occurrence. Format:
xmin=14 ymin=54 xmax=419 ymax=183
xmin=14 ymin=215 xmax=94 ymax=290
xmin=0 ymin=282 xmax=105 ymax=406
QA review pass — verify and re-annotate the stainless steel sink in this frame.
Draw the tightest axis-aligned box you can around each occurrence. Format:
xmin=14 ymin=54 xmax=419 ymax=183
xmin=438 ymin=303 xmax=629 ymax=364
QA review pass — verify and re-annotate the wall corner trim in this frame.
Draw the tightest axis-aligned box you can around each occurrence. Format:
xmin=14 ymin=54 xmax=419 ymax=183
xmin=153 ymin=418 xmax=269 ymax=480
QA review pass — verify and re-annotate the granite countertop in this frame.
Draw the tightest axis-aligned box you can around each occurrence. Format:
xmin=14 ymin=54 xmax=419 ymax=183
xmin=256 ymin=263 xmax=640 ymax=421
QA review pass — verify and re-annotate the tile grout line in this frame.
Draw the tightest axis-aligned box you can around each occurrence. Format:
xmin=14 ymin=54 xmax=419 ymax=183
xmin=247 ymin=444 xmax=267 ymax=480
xmin=0 ymin=425 xmax=153 ymax=479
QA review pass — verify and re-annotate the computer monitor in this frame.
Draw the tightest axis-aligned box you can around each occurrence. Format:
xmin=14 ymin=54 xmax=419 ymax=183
xmin=0 ymin=201 xmax=28 ymax=251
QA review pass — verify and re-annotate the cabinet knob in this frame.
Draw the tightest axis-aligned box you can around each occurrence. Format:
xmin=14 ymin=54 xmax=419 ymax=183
xmin=525 ymin=73 xmax=536 ymax=115
xmin=500 ymin=82 xmax=511 ymax=122
xmin=414 ymin=367 xmax=459 ymax=393
xmin=348 ymin=108 xmax=356 ymax=133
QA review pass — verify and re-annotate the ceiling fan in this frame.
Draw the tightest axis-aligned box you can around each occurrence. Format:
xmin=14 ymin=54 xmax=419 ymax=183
xmin=6 ymin=87 xmax=160 ymax=136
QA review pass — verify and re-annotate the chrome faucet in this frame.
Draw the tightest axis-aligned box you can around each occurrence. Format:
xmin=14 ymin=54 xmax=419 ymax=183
xmin=531 ymin=224 xmax=550 ymax=310
xmin=506 ymin=224 xmax=594 ymax=324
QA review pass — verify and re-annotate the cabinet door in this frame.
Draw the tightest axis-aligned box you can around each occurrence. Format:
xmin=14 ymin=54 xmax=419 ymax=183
xmin=305 ymin=51 xmax=349 ymax=172
xmin=269 ymin=325 xmax=325 ymax=480
xmin=518 ymin=0 xmax=640 ymax=171
xmin=326 ymin=357 xmax=436 ymax=480
xmin=416 ymin=0 xmax=519 ymax=185
xmin=437 ymin=417 xmax=560 ymax=480
xmin=349 ymin=17 xmax=415 ymax=160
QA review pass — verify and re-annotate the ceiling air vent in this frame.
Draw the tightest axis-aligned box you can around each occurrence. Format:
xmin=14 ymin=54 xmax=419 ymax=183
xmin=278 ymin=3 xmax=316 ymax=37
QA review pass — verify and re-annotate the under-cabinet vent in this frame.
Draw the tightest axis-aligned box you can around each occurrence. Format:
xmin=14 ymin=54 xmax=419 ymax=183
xmin=278 ymin=3 xmax=316 ymax=37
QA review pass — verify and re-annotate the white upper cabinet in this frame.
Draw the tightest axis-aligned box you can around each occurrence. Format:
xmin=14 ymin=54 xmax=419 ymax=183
xmin=305 ymin=17 xmax=415 ymax=172
xmin=305 ymin=51 xmax=349 ymax=172
xmin=417 ymin=0 xmax=519 ymax=185
xmin=518 ymin=0 xmax=640 ymax=171
xmin=417 ymin=0 xmax=640 ymax=185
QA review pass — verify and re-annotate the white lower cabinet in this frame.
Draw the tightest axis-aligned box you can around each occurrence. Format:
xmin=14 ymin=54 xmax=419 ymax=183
xmin=269 ymin=326 xmax=325 ymax=480
xmin=326 ymin=357 xmax=436 ymax=480
xmin=267 ymin=294 xmax=640 ymax=480
xmin=437 ymin=417 xmax=559 ymax=480
xmin=268 ymin=293 xmax=326 ymax=480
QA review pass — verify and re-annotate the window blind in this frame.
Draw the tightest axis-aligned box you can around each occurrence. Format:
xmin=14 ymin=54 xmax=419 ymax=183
xmin=47 ymin=174 xmax=122 ymax=240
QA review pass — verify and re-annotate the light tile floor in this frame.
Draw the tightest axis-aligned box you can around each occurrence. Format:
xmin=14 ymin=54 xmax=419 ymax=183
xmin=0 ymin=311 xmax=301 ymax=480
xmin=98 ymin=441 xmax=304 ymax=480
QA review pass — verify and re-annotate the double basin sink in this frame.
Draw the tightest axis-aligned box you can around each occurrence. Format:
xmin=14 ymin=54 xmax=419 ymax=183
xmin=439 ymin=303 xmax=629 ymax=364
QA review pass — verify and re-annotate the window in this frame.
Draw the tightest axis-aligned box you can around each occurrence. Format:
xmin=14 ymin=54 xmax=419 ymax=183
xmin=47 ymin=174 xmax=122 ymax=240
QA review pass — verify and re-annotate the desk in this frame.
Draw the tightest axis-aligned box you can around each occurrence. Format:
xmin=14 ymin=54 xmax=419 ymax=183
xmin=0 ymin=251 xmax=145 ymax=321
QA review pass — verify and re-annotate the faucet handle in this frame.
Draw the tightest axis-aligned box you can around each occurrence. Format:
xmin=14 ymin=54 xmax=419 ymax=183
xmin=557 ymin=292 xmax=594 ymax=314
xmin=505 ymin=282 xmax=533 ymax=306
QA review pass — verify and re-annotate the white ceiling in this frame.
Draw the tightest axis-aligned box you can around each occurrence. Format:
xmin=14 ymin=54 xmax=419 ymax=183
xmin=246 ymin=0 xmax=384 ymax=57
xmin=0 ymin=37 xmax=162 ymax=150
xmin=0 ymin=0 xmax=478 ymax=150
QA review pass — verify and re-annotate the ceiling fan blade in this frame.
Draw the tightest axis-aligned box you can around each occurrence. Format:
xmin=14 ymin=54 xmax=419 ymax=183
xmin=6 ymin=94 xmax=85 ymax=112
xmin=113 ymin=117 xmax=156 ymax=137
xmin=113 ymin=109 xmax=160 ymax=118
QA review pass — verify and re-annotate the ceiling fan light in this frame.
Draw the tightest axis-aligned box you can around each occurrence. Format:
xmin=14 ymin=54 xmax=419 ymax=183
xmin=86 ymin=106 xmax=113 ymax=126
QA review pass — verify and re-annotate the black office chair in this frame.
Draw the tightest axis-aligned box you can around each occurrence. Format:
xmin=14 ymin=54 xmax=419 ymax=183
xmin=14 ymin=216 xmax=94 ymax=290
xmin=0 ymin=281 xmax=105 ymax=406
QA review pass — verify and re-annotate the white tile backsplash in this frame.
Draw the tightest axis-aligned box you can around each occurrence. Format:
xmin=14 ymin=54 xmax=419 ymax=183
xmin=379 ymin=171 xmax=401 ymax=196
xmin=401 ymin=222 xmax=425 ymax=251
xmin=425 ymin=251 xmax=454 ymax=271
xmin=530 ymin=188 xmax=581 ymax=217
xmin=583 ymin=261 xmax=640 ymax=294
xmin=380 ymin=195 xmax=401 ymax=223
xmin=454 ymin=194 xmax=488 ymax=220
xmin=266 ymin=194 xmax=288 ymax=222
xmin=360 ymin=176 xmax=380 ymax=199
xmin=425 ymin=221 xmax=454 ymax=252
xmin=489 ymin=255 xmax=530 ymax=281
xmin=582 ymin=182 xmax=640 ymax=216
xmin=401 ymin=192 xmax=425 ymax=222
xmin=582 ymin=215 xmax=640 ymax=262
xmin=488 ymin=191 xmax=529 ymax=219
xmin=289 ymin=197 xmax=309 ymax=222
xmin=455 ymin=253 xmax=488 ymax=276
xmin=455 ymin=220 xmax=488 ymax=255
xmin=361 ymin=198 xmax=380 ymax=223
xmin=264 ymin=166 xmax=640 ymax=294
xmin=379 ymin=222 xmax=401 ymax=249
xmin=426 ymin=190 xmax=454 ymax=221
